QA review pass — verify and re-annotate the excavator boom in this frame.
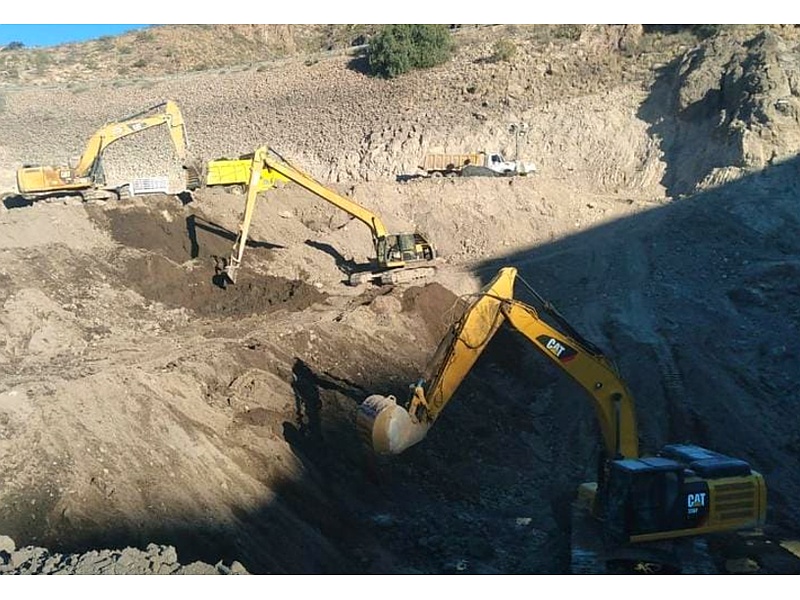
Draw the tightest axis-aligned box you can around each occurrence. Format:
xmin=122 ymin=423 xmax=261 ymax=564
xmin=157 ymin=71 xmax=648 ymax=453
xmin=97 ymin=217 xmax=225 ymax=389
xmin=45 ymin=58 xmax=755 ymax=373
xmin=73 ymin=100 xmax=188 ymax=174
xmin=16 ymin=100 xmax=189 ymax=199
xmin=257 ymin=148 xmax=390 ymax=239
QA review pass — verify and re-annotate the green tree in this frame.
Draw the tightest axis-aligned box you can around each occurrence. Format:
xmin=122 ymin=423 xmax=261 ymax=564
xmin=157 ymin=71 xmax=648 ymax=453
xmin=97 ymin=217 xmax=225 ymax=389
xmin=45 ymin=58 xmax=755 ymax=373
xmin=367 ymin=24 xmax=453 ymax=79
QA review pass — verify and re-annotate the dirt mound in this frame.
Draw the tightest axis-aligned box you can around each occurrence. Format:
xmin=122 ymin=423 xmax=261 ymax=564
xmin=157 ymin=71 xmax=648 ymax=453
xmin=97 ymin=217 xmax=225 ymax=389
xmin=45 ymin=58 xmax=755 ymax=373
xmin=401 ymin=282 xmax=460 ymax=341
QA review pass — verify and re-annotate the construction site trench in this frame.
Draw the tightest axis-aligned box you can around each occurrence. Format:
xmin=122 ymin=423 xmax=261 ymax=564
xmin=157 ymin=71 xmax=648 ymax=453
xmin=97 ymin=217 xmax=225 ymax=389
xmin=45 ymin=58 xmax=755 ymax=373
xmin=1 ymin=25 xmax=800 ymax=575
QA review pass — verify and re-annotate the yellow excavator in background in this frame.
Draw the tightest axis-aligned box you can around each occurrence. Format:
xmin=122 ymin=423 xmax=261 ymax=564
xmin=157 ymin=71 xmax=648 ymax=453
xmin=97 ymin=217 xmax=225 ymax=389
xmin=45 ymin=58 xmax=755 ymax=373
xmin=15 ymin=100 xmax=189 ymax=201
xmin=218 ymin=146 xmax=437 ymax=287
xmin=357 ymin=267 xmax=767 ymax=573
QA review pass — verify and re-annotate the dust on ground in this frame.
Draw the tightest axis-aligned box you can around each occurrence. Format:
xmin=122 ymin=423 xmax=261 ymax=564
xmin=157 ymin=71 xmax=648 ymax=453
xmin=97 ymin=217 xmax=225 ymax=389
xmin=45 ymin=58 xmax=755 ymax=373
xmin=1 ymin=25 xmax=800 ymax=575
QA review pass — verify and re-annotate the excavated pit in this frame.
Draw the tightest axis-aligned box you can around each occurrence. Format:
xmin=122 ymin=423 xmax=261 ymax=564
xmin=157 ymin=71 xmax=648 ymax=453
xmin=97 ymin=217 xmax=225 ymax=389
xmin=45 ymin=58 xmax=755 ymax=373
xmin=120 ymin=254 xmax=326 ymax=318
xmin=86 ymin=197 xmax=327 ymax=318
xmin=0 ymin=252 xmax=468 ymax=573
xmin=88 ymin=197 xmax=234 ymax=264
xmin=2 ymin=184 xmax=799 ymax=573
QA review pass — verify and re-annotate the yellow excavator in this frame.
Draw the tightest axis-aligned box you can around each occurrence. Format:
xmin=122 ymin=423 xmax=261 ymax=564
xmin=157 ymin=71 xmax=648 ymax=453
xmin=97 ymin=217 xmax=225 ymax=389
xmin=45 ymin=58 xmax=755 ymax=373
xmin=357 ymin=267 xmax=767 ymax=573
xmin=218 ymin=146 xmax=437 ymax=287
xmin=16 ymin=100 xmax=189 ymax=201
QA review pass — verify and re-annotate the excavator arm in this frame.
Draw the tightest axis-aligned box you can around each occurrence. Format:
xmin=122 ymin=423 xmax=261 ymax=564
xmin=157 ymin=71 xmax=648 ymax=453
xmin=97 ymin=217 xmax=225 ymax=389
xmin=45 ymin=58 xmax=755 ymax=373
xmin=16 ymin=100 xmax=188 ymax=197
xmin=220 ymin=146 xmax=436 ymax=286
xmin=257 ymin=147 xmax=391 ymax=239
xmin=73 ymin=100 xmax=188 ymax=176
xmin=358 ymin=266 xmax=637 ymax=457
xmin=498 ymin=301 xmax=638 ymax=459
xmin=222 ymin=147 xmax=277 ymax=285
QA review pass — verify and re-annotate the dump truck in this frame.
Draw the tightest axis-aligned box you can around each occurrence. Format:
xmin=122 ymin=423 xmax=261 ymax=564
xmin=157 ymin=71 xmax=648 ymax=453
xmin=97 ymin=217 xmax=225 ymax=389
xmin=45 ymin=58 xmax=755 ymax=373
xmin=419 ymin=151 xmax=535 ymax=178
xmin=204 ymin=154 xmax=289 ymax=194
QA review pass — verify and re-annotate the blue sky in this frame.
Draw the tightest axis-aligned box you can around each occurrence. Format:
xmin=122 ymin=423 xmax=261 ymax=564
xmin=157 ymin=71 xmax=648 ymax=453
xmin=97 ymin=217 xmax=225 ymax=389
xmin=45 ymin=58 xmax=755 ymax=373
xmin=0 ymin=25 xmax=149 ymax=48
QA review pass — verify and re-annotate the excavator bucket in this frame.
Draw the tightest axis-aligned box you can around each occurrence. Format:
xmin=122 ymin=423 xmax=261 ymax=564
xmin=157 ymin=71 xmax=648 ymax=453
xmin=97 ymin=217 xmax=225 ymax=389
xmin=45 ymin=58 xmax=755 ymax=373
xmin=357 ymin=267 xmax=521 ymax=455
xmin=356 ymin=394 xmax=430 ymax=455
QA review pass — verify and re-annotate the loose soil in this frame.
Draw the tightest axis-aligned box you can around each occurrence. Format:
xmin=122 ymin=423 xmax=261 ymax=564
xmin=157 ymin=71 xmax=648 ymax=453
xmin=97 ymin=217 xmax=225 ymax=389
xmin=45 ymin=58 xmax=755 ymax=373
xmin=0 ymin=25 xmax=799 ymax=575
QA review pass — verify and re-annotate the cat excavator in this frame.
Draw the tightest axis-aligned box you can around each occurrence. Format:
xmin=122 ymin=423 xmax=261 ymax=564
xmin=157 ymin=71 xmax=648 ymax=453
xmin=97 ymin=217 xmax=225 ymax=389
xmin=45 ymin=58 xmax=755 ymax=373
xmin=15 ymin=100 xmax=190 ymax=201
xmin=357 ymin=266 xmax=767 ymax=573
xmin=218 ymin=146 xmax=437 ymax=287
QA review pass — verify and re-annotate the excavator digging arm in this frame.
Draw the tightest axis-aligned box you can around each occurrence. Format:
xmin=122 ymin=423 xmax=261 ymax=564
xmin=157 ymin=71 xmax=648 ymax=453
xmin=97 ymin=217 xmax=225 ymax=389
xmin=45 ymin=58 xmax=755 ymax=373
xmin=358 ymin=267 xmax=516 ymax=454
xmin=496 ymin=300 xmax=638 ymax=459
xmin=262 ymin=147 xmax=391 ymax=241
xmin=75 ymin=100 xmax=189 ymax=178
xmin=220 ymin=147 xmax=278 ymax=285
xmin=358 ymin=266 xmax=638 ymax=458
xmin=220 ymin=145 xmax=436 ymax=286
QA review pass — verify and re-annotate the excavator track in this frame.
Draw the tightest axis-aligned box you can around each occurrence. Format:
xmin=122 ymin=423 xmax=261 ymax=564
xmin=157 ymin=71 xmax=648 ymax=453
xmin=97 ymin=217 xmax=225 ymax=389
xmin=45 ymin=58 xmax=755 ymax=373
xmin=348 ymin=265 xmax=437 ymax=287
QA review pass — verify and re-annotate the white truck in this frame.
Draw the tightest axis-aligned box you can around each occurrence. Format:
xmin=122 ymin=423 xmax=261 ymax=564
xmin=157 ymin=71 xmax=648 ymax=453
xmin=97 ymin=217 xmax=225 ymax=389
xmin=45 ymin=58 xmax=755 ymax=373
xmin=419 ymin=152 xmax=535 ymax=178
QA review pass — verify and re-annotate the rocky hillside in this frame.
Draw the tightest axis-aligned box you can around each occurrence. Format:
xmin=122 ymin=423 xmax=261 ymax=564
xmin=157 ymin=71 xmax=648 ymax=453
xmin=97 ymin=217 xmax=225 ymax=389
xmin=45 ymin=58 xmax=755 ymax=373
xmin=2 ymin=25 xmax=799 ymax=197
xmin=0 ymin=25 xmax=380 ymax=85
xmin=641 ymin=28 xmax=800 ymax=195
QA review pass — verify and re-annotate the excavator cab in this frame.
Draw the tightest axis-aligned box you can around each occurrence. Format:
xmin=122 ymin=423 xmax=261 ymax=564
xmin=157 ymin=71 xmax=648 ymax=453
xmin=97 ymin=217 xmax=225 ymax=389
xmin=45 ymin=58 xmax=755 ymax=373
xmin=579 ymin=446 xmax=766 ymax=572
xmin=603 ymin=458 xmax=691 ymax=542
xmin=379 ymin=233 xmax=436 ymax=268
